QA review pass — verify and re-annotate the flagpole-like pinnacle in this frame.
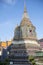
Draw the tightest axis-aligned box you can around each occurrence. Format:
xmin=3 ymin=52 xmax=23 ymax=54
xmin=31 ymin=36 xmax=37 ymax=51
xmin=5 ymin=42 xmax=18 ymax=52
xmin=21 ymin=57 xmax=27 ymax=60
xmin=22 ymin=0 xmax=29 ymax=19
xmin=24 ymin=0 xmax=27 ymax=13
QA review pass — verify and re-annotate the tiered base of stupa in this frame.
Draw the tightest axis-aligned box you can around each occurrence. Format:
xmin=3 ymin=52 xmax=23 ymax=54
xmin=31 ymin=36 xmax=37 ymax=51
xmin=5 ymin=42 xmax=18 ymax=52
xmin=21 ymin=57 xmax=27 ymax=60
xmin=8 ymin=40 xmax=41 ymax=65
xmin=9 ymin=44 xmax=32 ymax=65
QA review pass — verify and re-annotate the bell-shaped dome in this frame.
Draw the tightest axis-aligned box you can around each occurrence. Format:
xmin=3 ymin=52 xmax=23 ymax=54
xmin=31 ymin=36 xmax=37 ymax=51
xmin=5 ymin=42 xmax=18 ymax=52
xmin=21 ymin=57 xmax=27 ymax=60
xmin=20 ymin=2 xmax=32 ymax=26
xmin=20 ymin=17 xmax=32 ymax=26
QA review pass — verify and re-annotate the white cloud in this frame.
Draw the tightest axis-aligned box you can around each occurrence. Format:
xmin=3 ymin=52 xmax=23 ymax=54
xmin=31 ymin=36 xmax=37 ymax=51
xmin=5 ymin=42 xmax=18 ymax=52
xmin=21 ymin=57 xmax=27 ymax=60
xmin=4 ymin=0 xmax=16 ymax=4
xmin=0 ymin=0 xmax=16 ymax=5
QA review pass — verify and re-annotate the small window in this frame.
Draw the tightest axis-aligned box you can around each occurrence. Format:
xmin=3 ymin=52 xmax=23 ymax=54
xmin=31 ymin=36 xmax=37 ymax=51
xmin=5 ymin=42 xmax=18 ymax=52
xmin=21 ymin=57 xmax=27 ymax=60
xmin=30 ymin=30 xmax=32 ymax=32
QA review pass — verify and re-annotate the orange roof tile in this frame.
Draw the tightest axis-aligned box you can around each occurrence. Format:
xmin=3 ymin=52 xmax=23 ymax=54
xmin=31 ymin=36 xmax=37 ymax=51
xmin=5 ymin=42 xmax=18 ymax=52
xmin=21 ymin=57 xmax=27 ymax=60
xmin=1 ymin=41 xmax=12 ymax=48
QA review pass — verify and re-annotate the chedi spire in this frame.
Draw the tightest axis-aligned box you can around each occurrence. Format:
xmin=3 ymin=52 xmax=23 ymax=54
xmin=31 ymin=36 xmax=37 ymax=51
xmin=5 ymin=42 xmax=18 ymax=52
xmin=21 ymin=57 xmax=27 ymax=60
xmin=22 ymin=1 xmax=29 ymax=19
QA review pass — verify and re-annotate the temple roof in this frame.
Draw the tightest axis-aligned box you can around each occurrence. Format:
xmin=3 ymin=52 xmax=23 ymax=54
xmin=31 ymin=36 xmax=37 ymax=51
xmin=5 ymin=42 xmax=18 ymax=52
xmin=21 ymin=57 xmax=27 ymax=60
xmin=0 ymin=41 xmax=12 ymax=48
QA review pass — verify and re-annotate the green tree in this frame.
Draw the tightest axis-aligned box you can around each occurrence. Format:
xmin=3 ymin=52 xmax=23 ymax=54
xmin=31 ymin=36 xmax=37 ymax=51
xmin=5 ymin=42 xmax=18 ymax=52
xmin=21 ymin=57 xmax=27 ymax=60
xmin=0 ymin=58 xmax=9 ymax=65
xmin=0 ymin=62 xmax=3 ymax=65
xmin=28 ymin=56 xmax=36 ymax=65
xmin=4 ymin=58 xmax=9 ymax=65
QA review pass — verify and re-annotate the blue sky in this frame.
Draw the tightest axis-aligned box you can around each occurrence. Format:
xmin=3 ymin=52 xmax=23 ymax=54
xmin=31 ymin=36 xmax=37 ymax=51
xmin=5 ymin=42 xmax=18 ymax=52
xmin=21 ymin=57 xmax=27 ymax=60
xmin=0 ymin=0 xmax=43 ymax=41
